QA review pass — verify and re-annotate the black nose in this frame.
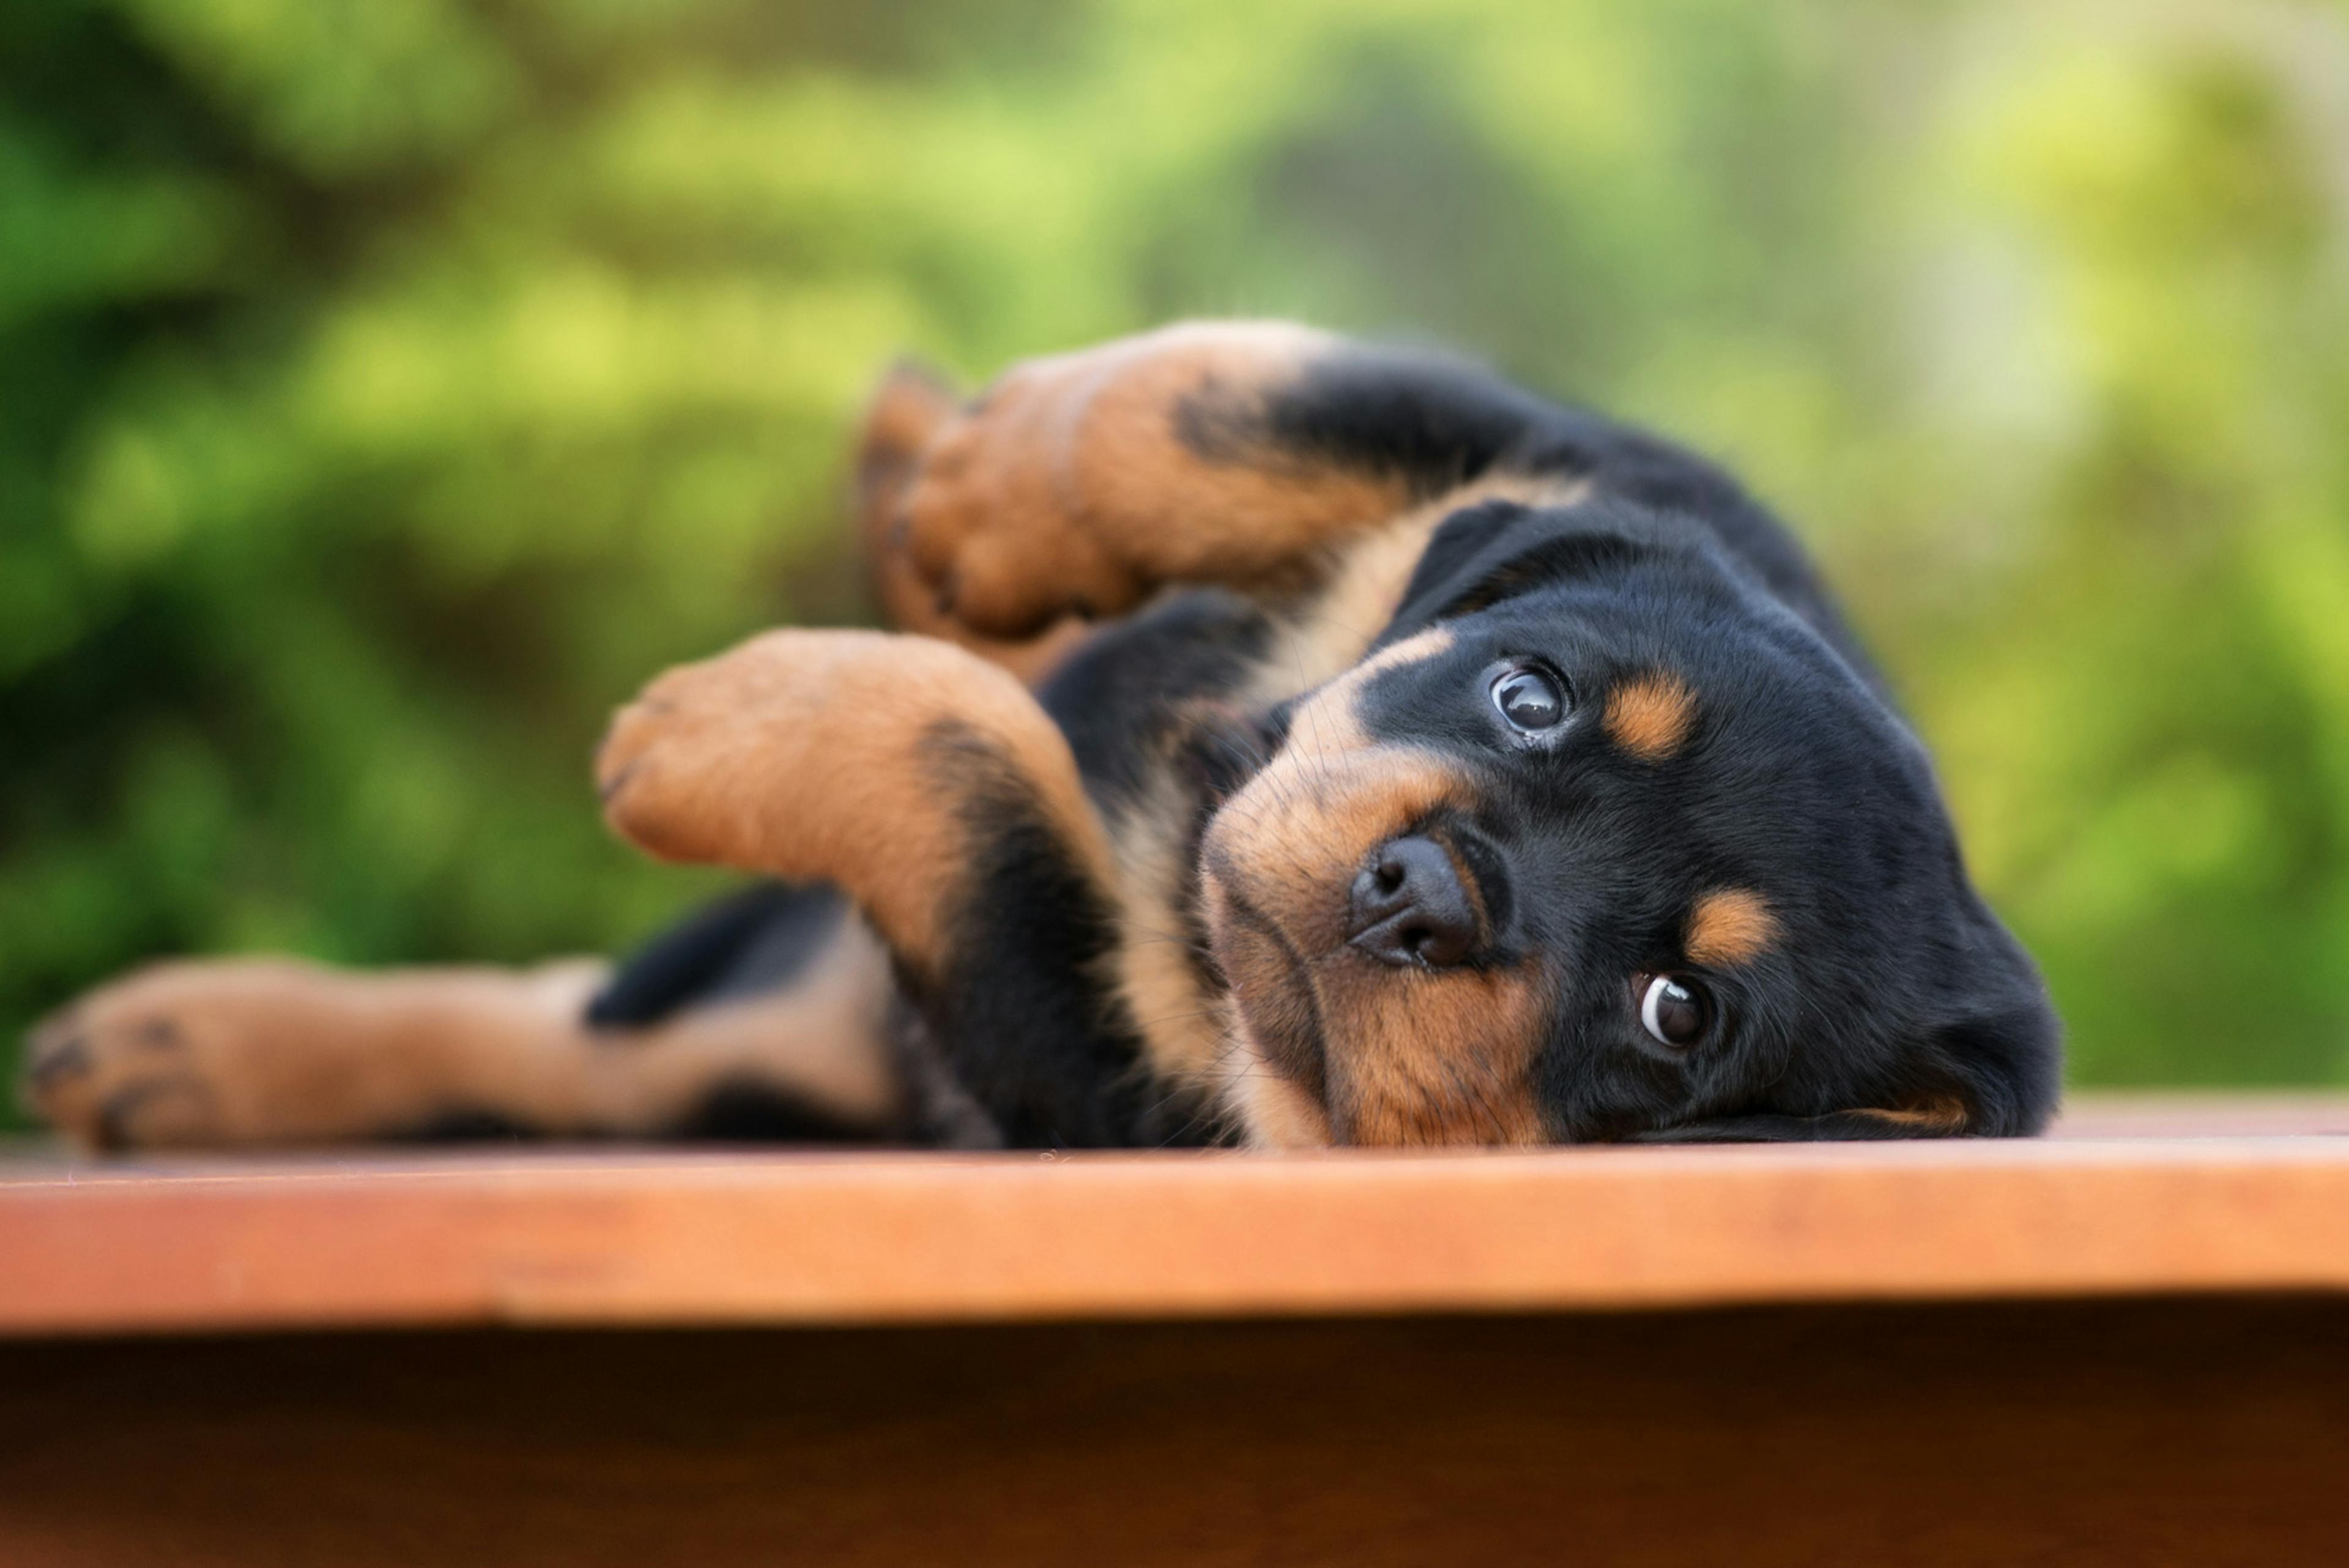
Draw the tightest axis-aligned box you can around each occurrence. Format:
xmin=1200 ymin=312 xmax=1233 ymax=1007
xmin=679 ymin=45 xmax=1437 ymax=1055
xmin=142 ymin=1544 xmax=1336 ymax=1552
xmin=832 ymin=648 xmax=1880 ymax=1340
xmin=1348 ymin=836 xmax=1482 ymax=968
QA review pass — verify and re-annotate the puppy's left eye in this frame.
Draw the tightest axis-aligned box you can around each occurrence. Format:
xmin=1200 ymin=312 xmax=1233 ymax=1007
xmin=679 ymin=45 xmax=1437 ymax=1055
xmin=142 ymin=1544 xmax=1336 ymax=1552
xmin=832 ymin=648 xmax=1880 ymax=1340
xmin=1491 ymin=666 xmax=1568 ymax=731
xmin=1639 ymin=973 xmax=1711 ymax=1049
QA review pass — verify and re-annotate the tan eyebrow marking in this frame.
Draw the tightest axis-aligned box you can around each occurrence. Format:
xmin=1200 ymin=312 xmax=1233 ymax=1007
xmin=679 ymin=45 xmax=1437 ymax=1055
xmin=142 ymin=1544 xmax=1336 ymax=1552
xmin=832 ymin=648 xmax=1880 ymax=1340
xmin=1687 ymin=888 xmax=1778 ymax=967
xmin=1605 ymin=671 xmax=1697 ymax=761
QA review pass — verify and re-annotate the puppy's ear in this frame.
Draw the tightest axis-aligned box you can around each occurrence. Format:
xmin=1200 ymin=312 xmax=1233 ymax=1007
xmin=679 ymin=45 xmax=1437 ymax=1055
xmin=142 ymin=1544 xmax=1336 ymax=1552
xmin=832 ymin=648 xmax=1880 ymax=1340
xmin=1378 ymin=496 xmax=1675 ymax=646
xmin=1638 ymin=995 xmax=2063 ymax=1144
xmin=1632 ymin=1109 xmax=1965 ymax=1143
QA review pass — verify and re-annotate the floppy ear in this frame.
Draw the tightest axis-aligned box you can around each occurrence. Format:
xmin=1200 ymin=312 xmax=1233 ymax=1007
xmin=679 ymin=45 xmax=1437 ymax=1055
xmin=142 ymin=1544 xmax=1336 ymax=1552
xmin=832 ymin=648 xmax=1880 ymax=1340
xmin=1635 ymin=997 xmax=2063 ymax=1144
xmin=1631 ymin=1104 xmax=1973 ymax=1144
xmin=1376 ymin=496 xmax=1676 ymax=647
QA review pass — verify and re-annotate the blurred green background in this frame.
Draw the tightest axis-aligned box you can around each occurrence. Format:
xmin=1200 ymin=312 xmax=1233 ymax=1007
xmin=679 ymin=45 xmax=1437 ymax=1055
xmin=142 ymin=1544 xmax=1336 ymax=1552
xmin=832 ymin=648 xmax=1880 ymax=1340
xmin=6 ymin=0 xmax=2348 ymax=1122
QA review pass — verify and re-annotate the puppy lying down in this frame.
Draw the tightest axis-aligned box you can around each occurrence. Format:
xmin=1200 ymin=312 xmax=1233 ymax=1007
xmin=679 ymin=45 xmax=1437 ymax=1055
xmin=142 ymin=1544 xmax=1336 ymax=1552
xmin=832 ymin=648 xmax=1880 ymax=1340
xmin=24 ymin=323 xmax=2059 ymax=1151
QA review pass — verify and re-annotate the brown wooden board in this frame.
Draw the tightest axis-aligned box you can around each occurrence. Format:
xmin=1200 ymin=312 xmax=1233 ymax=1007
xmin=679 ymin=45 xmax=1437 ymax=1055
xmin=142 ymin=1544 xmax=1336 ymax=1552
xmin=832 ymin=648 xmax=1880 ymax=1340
xmin=4 ymin=1301 xmax=2346 ymax=1566
xmin=4 ymin=1094 xmax=2349 ymax=1336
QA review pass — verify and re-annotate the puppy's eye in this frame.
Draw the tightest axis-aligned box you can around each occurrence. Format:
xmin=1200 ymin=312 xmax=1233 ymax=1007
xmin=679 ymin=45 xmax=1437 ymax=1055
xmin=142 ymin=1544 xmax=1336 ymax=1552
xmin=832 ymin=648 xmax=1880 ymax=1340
xmin=1491 ymin=666 xmax=1568 ymax=731
xmin=1639 ymin=973 xmax=1710 ymax=1048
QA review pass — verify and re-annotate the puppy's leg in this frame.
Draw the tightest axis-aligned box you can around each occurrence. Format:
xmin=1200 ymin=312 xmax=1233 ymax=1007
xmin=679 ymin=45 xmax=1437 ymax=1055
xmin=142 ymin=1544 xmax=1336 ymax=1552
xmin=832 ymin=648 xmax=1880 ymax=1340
xmin=598 ymin=628 xmax=1111 ymax=970
xmin=22 ymin=912 xmax=903 ymax=1151
xmin=894 ymin=321 xmax=1595 ymax=637
xmin=596 ymin=628 xmax=1179 ymax=1145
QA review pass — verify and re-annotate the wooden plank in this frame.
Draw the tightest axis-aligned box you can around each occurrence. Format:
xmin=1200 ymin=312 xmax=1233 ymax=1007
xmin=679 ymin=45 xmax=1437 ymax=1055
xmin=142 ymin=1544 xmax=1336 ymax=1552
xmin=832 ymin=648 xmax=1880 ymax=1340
xmin=4 ymin=1301 xmax=2347 ymax=1566
xmin=4 ymin=1097 xmax=2349 ymax=1334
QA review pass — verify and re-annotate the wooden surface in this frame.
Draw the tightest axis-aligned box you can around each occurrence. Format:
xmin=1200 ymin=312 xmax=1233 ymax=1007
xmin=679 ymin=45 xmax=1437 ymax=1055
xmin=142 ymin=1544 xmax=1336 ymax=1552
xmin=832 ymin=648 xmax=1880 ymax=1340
xmin=4 ymin=1093 xmax=2348 ymax=1336
xmin=6 ymin=1301 xmax=2347 ymax=1566
xmin=9 ymin=1096 xmax=2349 ymax=1565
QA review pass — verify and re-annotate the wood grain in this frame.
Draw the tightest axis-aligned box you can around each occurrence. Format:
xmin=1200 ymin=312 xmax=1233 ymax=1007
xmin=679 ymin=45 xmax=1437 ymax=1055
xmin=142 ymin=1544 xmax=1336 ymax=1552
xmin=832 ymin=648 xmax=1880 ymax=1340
xmin=9 ymin=1100 xmax=2349 ymax=1564
xmin=4 ymin=1301 xmax=2347 ymax=1566
xmin=4 ymin=1094 xmax=2349 ymax=1334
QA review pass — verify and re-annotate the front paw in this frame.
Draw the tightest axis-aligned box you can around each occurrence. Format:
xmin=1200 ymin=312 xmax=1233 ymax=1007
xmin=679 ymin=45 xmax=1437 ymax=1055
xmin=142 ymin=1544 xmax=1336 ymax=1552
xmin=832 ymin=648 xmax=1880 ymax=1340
xmin=895 ymin=349 xmax=1151 ymax=639
xmin=597 ymin=628 xmax=930 ymax=875
xmin=854 ymin=364 xmax=1093 ymax=682
xmin=594 ymin=628 xmax=1066 ymax=962
xmin=22 ymin=965 xmax=264 ymax=1149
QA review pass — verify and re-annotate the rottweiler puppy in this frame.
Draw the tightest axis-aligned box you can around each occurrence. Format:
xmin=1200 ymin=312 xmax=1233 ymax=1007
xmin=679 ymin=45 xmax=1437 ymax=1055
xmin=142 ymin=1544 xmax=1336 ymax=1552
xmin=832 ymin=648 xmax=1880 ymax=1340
xmin=23 ymin=322 xmax=2060 ymax=1150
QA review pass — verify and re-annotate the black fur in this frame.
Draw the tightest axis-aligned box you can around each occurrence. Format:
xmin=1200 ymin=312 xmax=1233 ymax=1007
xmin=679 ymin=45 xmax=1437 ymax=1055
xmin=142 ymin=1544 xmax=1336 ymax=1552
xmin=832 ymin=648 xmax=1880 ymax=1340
xmin=1039 ymin=589 xmax=1274 ymax=803
xmin=666 ymin=1078 xmax=889 ymax=1143
xmin=587 ymin=882 xmax=845 ymax=1028
xmin=905 ymin=719 xmax=1211 ymax=1148
xmin=1244 ymin=344 xmax=1866 ymax=671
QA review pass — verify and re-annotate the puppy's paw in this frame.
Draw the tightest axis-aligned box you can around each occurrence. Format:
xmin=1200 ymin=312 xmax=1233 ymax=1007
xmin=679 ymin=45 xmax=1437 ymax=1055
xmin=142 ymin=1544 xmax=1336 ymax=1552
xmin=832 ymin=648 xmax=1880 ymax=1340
xmin=893 ymin=324 xmax=1359 ymax=638
xmin=597 ymin=628 xmax=893 ymax=872
xmin=856 ymin=359 xmax=961 ymax=539
xmin=594 ymin=627 xmax=1078 ymax=962
xmin=854 ymin=365 xmax=1090 ymax=683
xmin=894 ymin=346 xmax=1152 ymax=639
xmin=21 ymin=964 xmax=302 ymax=1150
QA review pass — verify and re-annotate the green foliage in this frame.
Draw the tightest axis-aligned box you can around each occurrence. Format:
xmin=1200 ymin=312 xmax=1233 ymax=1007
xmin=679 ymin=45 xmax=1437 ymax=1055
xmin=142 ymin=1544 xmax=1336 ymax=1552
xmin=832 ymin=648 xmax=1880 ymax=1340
xmin=6 ymin=0 xmax=2347 ymax=1116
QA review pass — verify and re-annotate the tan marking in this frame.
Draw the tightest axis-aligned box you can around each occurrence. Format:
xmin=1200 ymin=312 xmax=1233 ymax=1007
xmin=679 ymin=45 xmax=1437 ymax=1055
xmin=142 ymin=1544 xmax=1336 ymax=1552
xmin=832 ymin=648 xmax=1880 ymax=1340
xmin=24 ymin=933 xmax=902 ymax=1151
xmin=1105 ymin=762 xmax=1232 ymax=1090
xmin=1849 ymin=1096 xmax=1972 ymax=1135
xmin=1215 ymin=1030 xmax=1336 ymax=1150
xmin=1330 ymin=964 xmax=1549 ymax=1146
xmin=1266 ymin=622 xmax=1455 ymax=758
xmin=1249 ymin=472 xmax=1592 ymax=707
xmin=1078 ymin=322 xmax=1413 ymax=585
xmin=1685 ymin=889 xmax=1779 ymax=968
xmin=1241 ymin=632 xmax=1468 ymax=953
xmin=1606 ymin=671 xmax=1698 ymax=762
xmin=597 ymin=629 xmax=1114 ymax=975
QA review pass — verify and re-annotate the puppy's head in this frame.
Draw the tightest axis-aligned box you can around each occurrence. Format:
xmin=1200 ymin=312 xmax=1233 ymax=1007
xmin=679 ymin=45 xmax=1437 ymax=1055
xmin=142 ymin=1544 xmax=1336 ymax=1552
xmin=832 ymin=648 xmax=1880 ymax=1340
xmin=1200 ymin=498 xmax=2059 ymax=1146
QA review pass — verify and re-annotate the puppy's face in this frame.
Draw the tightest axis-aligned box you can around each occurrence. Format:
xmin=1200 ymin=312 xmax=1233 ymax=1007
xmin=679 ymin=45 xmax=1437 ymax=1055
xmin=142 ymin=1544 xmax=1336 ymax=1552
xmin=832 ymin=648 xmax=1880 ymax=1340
xmin=1200 ymin=502 xmax=2059 ymax=1147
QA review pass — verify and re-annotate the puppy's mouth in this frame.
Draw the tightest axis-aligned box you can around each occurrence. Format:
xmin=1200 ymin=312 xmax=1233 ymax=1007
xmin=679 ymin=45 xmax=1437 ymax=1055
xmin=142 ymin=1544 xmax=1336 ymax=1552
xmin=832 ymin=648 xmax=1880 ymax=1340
xmin=1201 ymin=852 xmax=1332 ymax=1103
xmin=1203 ymin=841 xmax=1551 ymax=1149
xmin=1193 ymin=699 xmax=1548 ymax=1145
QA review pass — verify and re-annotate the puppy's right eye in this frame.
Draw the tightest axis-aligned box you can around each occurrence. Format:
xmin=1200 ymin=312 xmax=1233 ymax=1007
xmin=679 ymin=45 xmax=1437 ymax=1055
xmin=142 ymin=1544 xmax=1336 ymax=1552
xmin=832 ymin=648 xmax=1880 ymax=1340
xmin=1491 ymin=665 xmax=1568 ymax=731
